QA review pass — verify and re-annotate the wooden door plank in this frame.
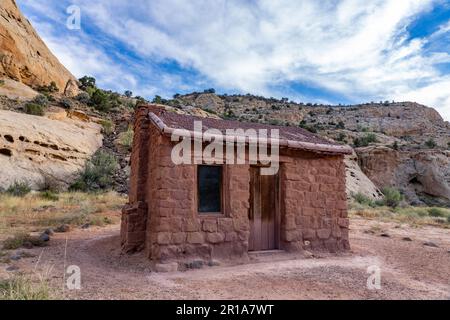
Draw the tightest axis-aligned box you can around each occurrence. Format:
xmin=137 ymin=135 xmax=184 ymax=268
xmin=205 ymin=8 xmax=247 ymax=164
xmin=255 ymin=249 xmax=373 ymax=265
xmin=254 ymin=169 xmax=262 ymax=251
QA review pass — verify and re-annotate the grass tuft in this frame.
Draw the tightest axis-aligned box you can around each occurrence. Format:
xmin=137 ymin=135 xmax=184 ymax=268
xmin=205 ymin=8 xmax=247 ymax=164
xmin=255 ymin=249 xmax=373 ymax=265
xmin=0 ymin=274 xmax=53 ymax=300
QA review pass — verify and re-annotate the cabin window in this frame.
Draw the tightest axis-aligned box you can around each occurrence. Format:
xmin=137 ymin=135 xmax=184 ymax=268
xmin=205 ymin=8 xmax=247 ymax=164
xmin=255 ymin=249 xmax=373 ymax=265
xmin=197 ymin=165 xmax=222 ymax=214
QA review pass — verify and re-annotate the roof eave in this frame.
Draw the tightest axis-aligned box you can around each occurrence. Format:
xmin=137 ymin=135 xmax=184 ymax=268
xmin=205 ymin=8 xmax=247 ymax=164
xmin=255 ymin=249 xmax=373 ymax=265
xmin=148 ymin=112 xmax=353 ymax=155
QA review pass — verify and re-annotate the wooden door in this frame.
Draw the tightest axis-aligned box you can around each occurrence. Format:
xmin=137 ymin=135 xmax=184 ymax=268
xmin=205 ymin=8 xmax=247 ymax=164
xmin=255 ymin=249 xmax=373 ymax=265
xmin=249 ymin=166 xmax=278 ymax=251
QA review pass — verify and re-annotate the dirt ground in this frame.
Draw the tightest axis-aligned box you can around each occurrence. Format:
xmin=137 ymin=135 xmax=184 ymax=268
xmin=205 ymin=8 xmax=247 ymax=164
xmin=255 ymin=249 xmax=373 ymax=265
xmin=1 ymin=216 xmax=449 ymax=300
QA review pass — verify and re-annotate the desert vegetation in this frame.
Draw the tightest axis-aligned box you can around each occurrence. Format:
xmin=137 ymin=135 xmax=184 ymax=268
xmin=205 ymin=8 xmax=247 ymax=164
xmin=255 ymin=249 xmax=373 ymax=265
xmin=0 ymin=273 xmax=53 ymax=300
xmin=0 ymin=191 xmax=126 ymax=238
xmin=70 ymin=150 xmax=118 ymax=192
xmin=350 ymin=190 xmax=450 ymax=228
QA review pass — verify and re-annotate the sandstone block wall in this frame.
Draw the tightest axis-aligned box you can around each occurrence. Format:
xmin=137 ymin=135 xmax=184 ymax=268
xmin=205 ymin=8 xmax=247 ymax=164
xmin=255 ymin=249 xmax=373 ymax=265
xmin=279 ymin=152 xmax=350 ymax=253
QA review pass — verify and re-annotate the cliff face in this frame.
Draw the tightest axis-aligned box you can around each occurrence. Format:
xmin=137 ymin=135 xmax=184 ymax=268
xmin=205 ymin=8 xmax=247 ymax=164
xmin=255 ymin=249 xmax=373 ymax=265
xmin=357 ymin=147 xmax=450 ymax=206
xmin=0 ymin=0 xmax=76 ymax=92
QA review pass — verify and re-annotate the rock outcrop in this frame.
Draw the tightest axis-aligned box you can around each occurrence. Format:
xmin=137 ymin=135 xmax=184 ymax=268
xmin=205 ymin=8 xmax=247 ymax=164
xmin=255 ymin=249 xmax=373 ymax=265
xmin=345 ymin=153 xmax=383 ymax=200
xmin=357 ymin=146 xmax=450 ymax=206
xmin=63 ymin=79 xmax=81 ymax=98
xmin=0 ymin=109 xmax=102 ymax=190
xmin=0 ymin=0 xmax=77 ymax=92
xmin=0 ymin=78 xmax=39 ymax=100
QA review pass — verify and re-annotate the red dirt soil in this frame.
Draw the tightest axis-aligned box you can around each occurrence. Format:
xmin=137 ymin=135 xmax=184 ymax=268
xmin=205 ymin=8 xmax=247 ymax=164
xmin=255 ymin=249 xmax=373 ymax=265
xmin=1 ymin=217 xmax=449 ymax=300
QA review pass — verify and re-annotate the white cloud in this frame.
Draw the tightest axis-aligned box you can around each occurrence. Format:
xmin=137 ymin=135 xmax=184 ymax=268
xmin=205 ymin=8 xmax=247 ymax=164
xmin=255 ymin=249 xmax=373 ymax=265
xmin=17 ymin=0 xmax=450 ymax=120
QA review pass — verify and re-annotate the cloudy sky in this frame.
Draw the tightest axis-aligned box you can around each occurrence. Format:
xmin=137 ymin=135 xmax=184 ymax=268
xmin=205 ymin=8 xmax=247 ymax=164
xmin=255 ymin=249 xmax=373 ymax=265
xmin=17 ymin=0 xmax=450 ymax=120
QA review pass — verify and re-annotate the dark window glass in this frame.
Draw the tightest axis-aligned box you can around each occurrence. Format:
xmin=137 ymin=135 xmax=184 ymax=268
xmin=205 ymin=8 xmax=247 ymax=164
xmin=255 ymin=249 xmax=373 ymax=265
xmin=197 ymin=165 xmax=222 ymax=213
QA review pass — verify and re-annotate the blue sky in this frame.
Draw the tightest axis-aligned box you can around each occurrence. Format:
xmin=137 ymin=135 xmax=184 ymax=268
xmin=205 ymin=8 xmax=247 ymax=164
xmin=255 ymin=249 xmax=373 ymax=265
xmin=17 ymin=0 xmax=450 ymax=120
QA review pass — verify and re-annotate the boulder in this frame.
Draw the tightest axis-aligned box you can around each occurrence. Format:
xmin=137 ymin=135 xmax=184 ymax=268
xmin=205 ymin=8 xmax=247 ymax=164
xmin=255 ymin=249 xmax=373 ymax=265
xmin=64 ymin=79 xmax=81 ymax=97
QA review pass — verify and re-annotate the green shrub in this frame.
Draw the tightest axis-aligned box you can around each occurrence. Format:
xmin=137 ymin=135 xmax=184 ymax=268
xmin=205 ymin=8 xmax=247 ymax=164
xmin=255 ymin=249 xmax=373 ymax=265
xmin=425 ymin=138 xmax=437 ymax=149
xmin=299 ymin=121 xmax=318 ymax=133
xmin=6 ymin=181 xmax=31 ymax=197
xmin=0 ymin=79 xmax=5 ymax=87
xmin=100 ymin=119 xmax=114 ymax=135
xmin=223 ymin=109 xmax=236 ymax=120
xmin=59 ymin=98 xmax=74 ymax=109
xmin=381 ymin=187 xmax=403 ymax=208
xmin=353 ymin=133 xmax=378 ymax=147
xmin=392 ymin=141 xmax=399 ymax=150
xmin=135 ymin=96 xmax=147 ymax=105
xmin=336 ymin=133 xmax=346 ymax=142
xmin=79 ymin=76 xmax=96 ymax=90
xmin=267 ymin=119 xmax=283 ymax=126
xmin=152 ymin=95 xmax=164 ymax=104
xmin=428 ymin=208 xmax=445 ymax=217
xmin=89 ymin=89 xmax=120 ymax=112
xmin=40 ymin=191 xmax=59 ymax=201
xmin=70 ymin=151 xmax=117 ymax=192
xmin=336 ymin=121 xmax=345 ymax=129
xmin=25 ymin=103 xmax=45 ymax=116
xmin=2 ymin=233 xmax=46 ymax=250
xmin=75 ymin=92 xmax=90 ymax=104
xmin=89 ymin=89 xmax=109 ymax=111
xmin=37 ymin=81 xmax=58 ymax=94
xmin=353 ymin=193 xmax=374 ymax=206
xmin=32 ymin=94 xmax=49 ymax=107
xmin=359 ymin=126 xmax=370 ymax=132
xmin=119 ymin=127 xmax=133 ymax=149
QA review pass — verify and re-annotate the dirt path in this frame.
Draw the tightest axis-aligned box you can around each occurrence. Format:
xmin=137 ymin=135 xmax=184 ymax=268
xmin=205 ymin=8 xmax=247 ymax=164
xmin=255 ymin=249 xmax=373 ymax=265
xmin=1 ymin=217 xmax=449 ymax=300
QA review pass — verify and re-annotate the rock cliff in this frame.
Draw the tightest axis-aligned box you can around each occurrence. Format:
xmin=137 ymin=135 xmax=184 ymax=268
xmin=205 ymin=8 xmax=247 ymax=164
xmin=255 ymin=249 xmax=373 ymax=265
xmin=0 ymin=0 xmax=77 ymax=93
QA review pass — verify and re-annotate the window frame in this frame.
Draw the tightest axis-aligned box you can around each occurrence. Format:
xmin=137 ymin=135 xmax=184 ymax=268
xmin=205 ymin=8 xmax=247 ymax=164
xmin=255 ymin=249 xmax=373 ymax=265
xmin=196 ymin=164 xmax=227 ymax=216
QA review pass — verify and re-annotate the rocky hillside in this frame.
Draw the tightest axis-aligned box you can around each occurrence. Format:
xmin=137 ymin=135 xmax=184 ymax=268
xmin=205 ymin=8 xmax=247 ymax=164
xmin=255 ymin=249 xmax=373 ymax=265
xmin=167 ymin=92 xmax=450 ymax=207
xmin=0 ymin=0 xmax=77 ymax=93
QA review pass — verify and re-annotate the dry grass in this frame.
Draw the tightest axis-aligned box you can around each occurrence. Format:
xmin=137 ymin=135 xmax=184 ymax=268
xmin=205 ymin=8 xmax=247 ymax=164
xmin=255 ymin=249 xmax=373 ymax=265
xmin=349 ymin=201 xmax=450 ymax=228
xmin=0 ymin=191 xmax=127 ymax=238
xmin=0 ymin=269 xmax=56 ymax=300
xmin=117 ymin=127 xmax=134 ymax=150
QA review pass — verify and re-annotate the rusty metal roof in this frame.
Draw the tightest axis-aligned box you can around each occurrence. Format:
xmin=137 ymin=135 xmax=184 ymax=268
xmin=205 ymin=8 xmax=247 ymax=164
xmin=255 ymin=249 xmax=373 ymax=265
xmin=144 ymin=105 xmax=353 ymax=155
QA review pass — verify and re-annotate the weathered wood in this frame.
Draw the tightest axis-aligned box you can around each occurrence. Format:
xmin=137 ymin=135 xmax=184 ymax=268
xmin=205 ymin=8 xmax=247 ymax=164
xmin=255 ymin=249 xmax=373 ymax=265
xmin=249 ymin=167 xmax=278 ymax=251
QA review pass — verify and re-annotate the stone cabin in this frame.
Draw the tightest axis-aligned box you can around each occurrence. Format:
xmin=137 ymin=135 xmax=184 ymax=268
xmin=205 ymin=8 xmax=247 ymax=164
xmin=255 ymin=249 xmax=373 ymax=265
xmin=121 ymin=105 xmax=353 ymax=265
